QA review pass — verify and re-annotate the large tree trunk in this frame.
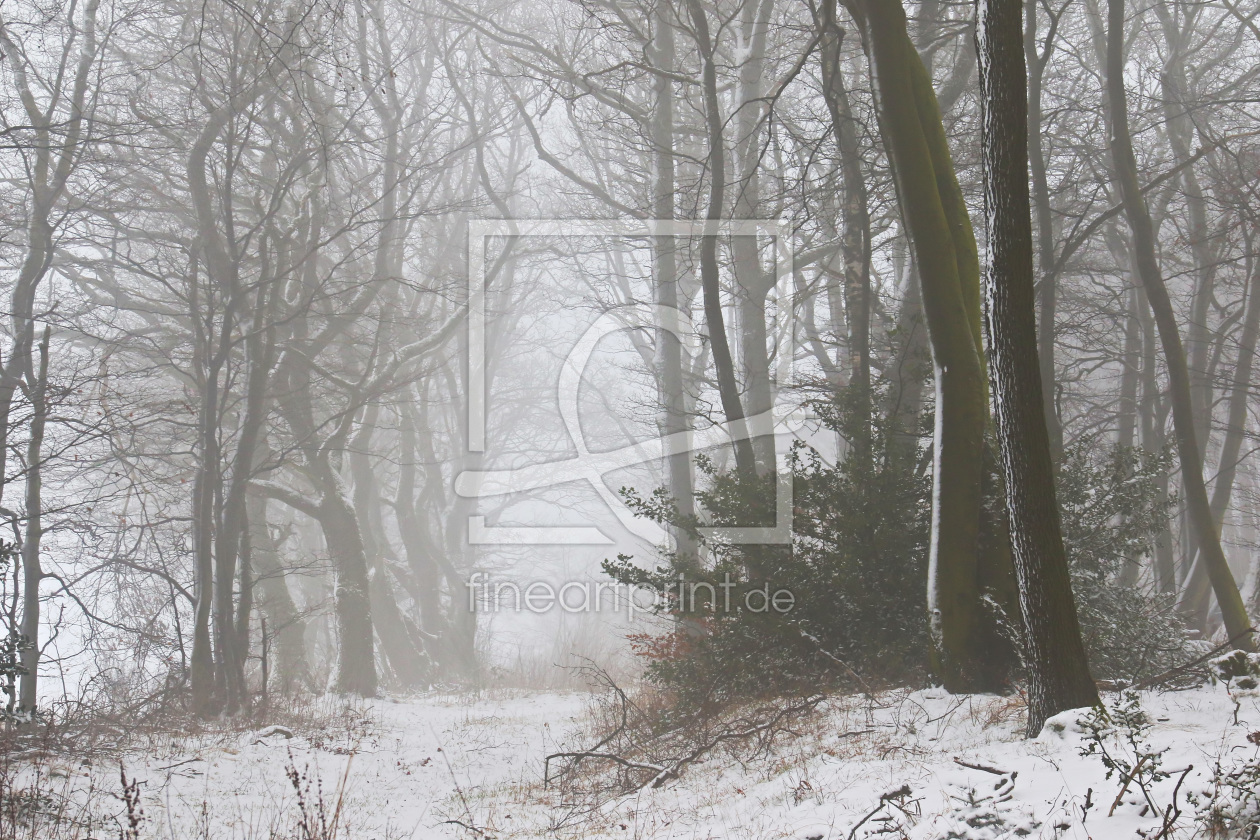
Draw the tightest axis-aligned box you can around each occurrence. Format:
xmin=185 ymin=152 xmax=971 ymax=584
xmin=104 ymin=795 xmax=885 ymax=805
xmin=978 ymin=0 xmax=1100 ymax=735
xmin=853 ymin=0 xmax=1008 ymax=692
xmin=1105 ymin=0 xmax=1254 ymax=650
xmin=882 ymin=1 xmax=967 ymax=461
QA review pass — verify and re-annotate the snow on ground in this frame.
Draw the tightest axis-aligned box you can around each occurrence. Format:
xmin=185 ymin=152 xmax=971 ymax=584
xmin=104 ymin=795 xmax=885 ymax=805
xmin=28 ymin=681 xmax=1260 ymax=838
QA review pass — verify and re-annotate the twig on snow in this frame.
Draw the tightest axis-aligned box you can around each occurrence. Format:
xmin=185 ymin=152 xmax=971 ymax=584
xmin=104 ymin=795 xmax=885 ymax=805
xmin=952 ymin=757 xmax=1012 ymax=776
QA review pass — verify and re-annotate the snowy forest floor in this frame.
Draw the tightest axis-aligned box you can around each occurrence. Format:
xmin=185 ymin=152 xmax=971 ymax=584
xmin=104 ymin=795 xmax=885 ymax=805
xmin=4 ymin=680 xmax=1259 ymax=839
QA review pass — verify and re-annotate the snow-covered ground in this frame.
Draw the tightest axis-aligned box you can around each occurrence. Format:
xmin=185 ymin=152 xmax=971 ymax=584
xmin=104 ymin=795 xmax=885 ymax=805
xmin=20 ymin=681 xmax=1260 ymax=838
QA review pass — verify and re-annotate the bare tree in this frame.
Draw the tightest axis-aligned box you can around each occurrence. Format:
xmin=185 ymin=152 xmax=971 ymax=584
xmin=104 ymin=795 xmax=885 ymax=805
xmin=1104 ymin=0 xmax=1254 ymax=650
xmin=0 ymin=0 xmax=103 ymax=712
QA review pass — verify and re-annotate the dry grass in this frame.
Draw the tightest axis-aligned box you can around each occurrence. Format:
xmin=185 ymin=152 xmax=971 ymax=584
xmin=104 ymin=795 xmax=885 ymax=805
xmin=473 ymin=681 xmax=1036 ymax=839
xmin=0 ymin=691 xmax=391 ymax=840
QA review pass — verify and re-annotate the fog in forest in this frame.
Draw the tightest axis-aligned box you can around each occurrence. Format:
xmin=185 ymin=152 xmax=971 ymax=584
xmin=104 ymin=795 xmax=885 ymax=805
xmin=3 ymin=0 xmax=1260 ymax=836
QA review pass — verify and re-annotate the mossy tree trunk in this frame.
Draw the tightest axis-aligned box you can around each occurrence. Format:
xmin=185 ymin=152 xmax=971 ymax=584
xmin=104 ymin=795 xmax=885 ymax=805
xmin=850 ymin=0 xmax=1013 ymax=692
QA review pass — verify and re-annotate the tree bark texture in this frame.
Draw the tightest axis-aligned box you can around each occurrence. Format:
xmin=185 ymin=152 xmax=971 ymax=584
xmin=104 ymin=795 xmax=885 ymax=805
xmin=978 ymin=0 xmax=1101 ymax=734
